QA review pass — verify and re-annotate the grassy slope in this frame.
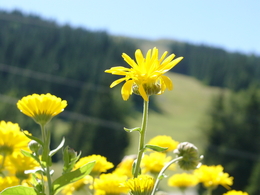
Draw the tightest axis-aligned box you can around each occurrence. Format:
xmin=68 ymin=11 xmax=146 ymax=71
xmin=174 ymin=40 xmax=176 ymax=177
xmin=125 ymin=72 xmax=225 ymax=155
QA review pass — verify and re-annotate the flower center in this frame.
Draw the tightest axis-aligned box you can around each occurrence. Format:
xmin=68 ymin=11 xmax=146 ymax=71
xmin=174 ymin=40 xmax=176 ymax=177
xmin=132 ymin=83 xmax=161 ymax=96
xmin=0 ymin=145 xmax=14 ymax=156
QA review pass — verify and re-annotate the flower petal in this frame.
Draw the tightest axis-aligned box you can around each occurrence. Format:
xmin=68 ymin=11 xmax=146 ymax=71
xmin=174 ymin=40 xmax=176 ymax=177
xmin=121 ymin=80 xmax=134 ymax=101
xmin=135 ymin=49 xmax=144 ymax=65
xmin=159 ymin=57 xmax=183 ymax=73
xmin=110 ymin=78 xmax=126 ymax=88
xmin=161 ymin=53 xmax=176 ymax=66
xmin=159 ymin=51 xmax=168 ymax=63
xmin=122 ymin=53 xmax=138 ymax=68
xmin=161 ymin=75 xmax=173 ymax=90
xmin=138 ymin=84 xmax=149 ymax=101
xmin=105 ymin=66 xmax=130 ymax=75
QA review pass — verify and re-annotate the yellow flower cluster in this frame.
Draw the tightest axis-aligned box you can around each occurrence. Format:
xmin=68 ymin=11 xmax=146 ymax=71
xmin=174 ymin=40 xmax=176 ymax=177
xmin=194 ymin=164 xmax=233 ymax=190
xmin=0 ymin=48 xmax=251 ymax=195
xmin=167 ymin=164 xmax=237 ymax=194
xmin=0 ymin=121 xmax=40 ymax=190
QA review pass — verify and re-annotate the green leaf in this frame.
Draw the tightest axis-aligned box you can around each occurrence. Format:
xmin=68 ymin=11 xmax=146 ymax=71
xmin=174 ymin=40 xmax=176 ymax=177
xmin=0 ymin=186 xmax=37 ymax=195
xmin=131 ymin=159 xmax=137 ymax=177
xmin=145 ymin=144 xmax=168 ymax=152
xmin=50 ymin=137 xmax=65 ymax=157
xmin=52 ymin=161 xmax=95 ymax=195
xmin=20 ymin=150 xmax=40 ymax=164
xmin=22 ymin=130 xmax=43 ymax=146
xmin=124 ymin=127 xmax=141 ymax=133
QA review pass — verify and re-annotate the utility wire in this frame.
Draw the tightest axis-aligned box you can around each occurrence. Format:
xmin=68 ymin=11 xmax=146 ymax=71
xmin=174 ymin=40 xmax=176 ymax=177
xmin=0 ymin=63 xmax=109 ymax=92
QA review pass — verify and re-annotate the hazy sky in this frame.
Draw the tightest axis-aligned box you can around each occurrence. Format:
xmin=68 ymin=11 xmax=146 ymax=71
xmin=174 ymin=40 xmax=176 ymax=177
xmin=1 ymin=0 xmax=260 ymax=55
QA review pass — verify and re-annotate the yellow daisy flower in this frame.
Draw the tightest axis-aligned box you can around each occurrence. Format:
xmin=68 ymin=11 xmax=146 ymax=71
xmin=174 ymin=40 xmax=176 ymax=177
xmin=141 ymin=152 xmax=175 ymax=174
xmin=105 ymin=47 xmax=183 ymax=101
xmin=148 ymin=135 xmax=179 ymax=152
xmin=0 ymin=176 xmax=20 ymax=192
xmin=194 ymin=165 xmax=233 ymax=190
xmin=61 ymin=175 xmax=93 ymax=195
xmin=124 ymin=175 xmax=155 ymax=195
xmin=17 ymin=93 xmax=67 ymax=125
xmin=7 ymin=153 xmax=40 ymax=181
xmin=0 ymin=121 xmax=31 ymax=157
xmin=168 ymin=173 xmax=199 ymax=189
xmin=223 ymin=190 xmax=249 ymax=195
xmin=94 ymin=173 xmax=129 ymax=195
xmin=113 ymin=155 xmax=135 ymax=178
xmin=75 ymin=155 xmax=114 ymax=176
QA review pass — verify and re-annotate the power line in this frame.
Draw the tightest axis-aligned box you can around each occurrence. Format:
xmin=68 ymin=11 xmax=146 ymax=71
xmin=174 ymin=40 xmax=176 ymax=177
xmin=0 ymin=63 xmax=109 ymax=92
xmin=208 ymin=144 xmax=260 ymax=161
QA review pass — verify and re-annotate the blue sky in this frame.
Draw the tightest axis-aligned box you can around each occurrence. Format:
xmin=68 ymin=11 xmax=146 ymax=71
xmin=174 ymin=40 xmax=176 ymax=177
xmin=1 ymin=0 xmax=260 ymax=55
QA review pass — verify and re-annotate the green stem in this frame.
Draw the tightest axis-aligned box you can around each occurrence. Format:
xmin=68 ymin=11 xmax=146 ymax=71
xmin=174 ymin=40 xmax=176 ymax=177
xmin=41 ymin=124 xmax=52 ymax=195
xmin=133 ymin=99 xmax=149 ymax=178
xmin=151 ymin=156 xmax=183 ymax=195
xmin=206 ymin=187 xmax=213 ymax=195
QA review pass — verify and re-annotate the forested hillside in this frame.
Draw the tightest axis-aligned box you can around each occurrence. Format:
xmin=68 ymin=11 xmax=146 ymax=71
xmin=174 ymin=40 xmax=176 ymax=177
xmin=1 ymin=9 xmax=260 ymax=181
xmin=0 ymin=10 xmax=137 ymax=164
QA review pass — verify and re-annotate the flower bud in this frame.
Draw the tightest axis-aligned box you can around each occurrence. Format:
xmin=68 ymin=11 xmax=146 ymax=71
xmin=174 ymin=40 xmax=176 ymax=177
xmin=28 ymin=140 xmax=41 ymax=153
xmin=67 ymin=147 xmax=78 ymax=161
xmin=133 ymin=83 xmax=161 ymax=96
xmin=174 ymin=142 xmax=202 ymax=171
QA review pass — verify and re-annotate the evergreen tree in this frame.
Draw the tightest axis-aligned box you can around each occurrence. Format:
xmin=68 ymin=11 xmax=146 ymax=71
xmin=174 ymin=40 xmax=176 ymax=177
xmin=202 ymin=86 xmax=260 ymax=194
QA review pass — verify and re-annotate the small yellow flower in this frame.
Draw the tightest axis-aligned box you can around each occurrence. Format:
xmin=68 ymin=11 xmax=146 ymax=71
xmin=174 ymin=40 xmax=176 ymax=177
xmin=17 ymin=93 xmax=67 ymax=125
xmin=61 ymin=175 xmax=93 ymax=195
xmin=0 ymin=176 xmax=20 ymax=192
xmin=113 ymin=155 xmax=135 ymax=178
xmin=0 ymin=121 xmax=31 ymax=156
xmin=7 ymin=153 xmax=40 ymax=180
xmin=223 ymin=190 xmax=249 ymax=195
xmin=75 ymin=155 xmax=114 ymax=176
xmin=124 ymin=175 xmax=155 ymax=195
xmin=105 ymin=47 xmax=183 ymax=101
xmin=148 ymin=135 xmax=179 ymax=152
xmin=141 ymin=152 xmax=175 ymax=174
xmin=168 ymin=173 xmax=199 ymax=189
xmin=94 ymin=173 xmax=129 ymax=195
xmin=194 ymin=165 xmax=233 ymax=190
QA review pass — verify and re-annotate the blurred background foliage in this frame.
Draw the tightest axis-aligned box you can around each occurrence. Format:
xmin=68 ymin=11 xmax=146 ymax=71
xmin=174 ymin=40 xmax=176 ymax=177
xmin=0 ymin=10 xmax=260 ymax=194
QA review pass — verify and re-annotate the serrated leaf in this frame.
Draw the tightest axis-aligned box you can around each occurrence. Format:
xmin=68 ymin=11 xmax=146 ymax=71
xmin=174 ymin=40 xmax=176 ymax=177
xmin=22 ymin=130 xmax=43 ymax=146
xmin=52 ymin=161 xmax=95 ymax=195
xmin=50 ymin=137 xmax=65 ymax=157
xmin=0 ymin=186 xmax=37 ymax=195
xmin=124 ymin=127 xmax=141 ymax=133
xmin=145 ymin=144 xmax=168 ymax=152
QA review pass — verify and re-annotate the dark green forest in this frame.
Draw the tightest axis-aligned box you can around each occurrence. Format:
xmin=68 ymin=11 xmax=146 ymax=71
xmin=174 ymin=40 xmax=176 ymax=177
xmin=1 ymin=10 xmax=260 ymax=194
